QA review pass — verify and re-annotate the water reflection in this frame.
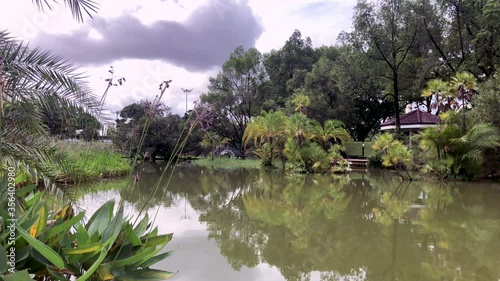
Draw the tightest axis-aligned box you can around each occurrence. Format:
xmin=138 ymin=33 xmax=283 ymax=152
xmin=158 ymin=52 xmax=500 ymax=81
xmin=78 ymin=166 xmax=500 ymax=281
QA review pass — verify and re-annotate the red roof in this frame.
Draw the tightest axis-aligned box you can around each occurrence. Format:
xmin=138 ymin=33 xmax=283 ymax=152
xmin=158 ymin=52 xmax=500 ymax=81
xmin=381 ymin=110 xmax=440 ymax=126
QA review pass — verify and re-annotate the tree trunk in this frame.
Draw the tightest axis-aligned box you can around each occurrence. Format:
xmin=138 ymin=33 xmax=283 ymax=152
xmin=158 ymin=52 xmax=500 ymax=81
xmin=393 ymin=71 xmax=401 ymax=136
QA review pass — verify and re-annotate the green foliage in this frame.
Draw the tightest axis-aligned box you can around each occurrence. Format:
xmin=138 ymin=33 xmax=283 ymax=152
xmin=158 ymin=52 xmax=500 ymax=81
xmin=0 ymin=30 xmax=98 ymax=186
xmin=373 ymin=133 xmax=413 ymax=180
xmin=194 ymin=158 xmax=261 ymax=170
xmin=0 ymin=180 xmax=175 ymax=281
xmin=113 ymin=101 xmax=188 ymax=163
xmin=418 ymin=114 xmax=500 ymax=179
xmin=56 ymin=140 xmax=131 ymax=182
xmin=475 ymin=73 xmax=500 ymax=128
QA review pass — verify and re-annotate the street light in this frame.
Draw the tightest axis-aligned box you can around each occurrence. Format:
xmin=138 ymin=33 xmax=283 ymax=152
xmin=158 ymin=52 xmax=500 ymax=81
xmin=181 ymin=88 xmax=193 ymax=113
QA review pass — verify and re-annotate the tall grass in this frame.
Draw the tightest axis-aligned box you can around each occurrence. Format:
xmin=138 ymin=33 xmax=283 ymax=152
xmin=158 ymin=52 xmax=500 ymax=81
xmin=56 ymin=140 xmax=131 ymax=182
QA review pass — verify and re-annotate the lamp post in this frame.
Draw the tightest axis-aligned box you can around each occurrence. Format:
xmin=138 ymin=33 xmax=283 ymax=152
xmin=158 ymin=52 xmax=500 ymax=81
xmin=181 ymin=88 xmax=193 ymax=113
xmin=362 ymin=142 xmax=365 ymax=157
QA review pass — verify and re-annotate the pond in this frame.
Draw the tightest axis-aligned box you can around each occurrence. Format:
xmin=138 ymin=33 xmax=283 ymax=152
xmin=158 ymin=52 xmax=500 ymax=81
xmin=76 ymin=164 xmax=500 ymax=281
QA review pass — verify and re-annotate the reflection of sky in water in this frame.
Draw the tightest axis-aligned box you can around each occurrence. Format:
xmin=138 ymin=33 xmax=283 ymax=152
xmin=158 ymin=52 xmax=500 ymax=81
xmin=77 ymin=190 xmax=285 ymax=280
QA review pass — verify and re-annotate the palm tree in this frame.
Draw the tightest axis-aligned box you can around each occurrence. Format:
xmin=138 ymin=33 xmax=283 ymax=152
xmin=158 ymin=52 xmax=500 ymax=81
xmin=449 ymin=123 xmax=500 ymax=178
xmin=243 ymin=110 xmax=288 ymax=166
xmin=286 ymin=113 xmax=310 ymax=147
xmin=450 ymin=72 xmax=477 ymax=133
xmin=1 ymin=1 xmax=99 ymax=182
xmin=308 ymin=119 xmax=351 ymax=149
xmin=290 ymin=91 xmax=310 ymax=114
xmin=418 ymin=124 xmax=461 ymax=160
xmin=422 ymin=79 xmax=451 ymax=114
xmin=0 ymin=31 xmax=98 ymax=182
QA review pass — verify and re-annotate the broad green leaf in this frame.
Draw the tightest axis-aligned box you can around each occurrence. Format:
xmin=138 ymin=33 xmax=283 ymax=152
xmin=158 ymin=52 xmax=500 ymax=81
xmin=16 ymin=185 xmax=36 ymax=197
xmin=30 ymin=202 xmax=47 ymax=238
xmin=18 ymin=215 xmax=40 ymax=235
xmin=24 ymin=192 xmax=42 ymax=208
xmin=46 ymin=212 xmax=85 ymax=239
xmin=0 ymin=244 xmax=7 ymax=274
xmin=2 ymin=269 xmax=35 ymax=281
xmin=63 ymin=241 xmax=103 ymax=255
xmin=136 ymin=250 xmax=175 ymax=269
xmin=87 ymin=201 xmax=114 ymax=236
xmin=75 ymin=224 xmax=90 ymax=247
xmin=75 ymin=248 xmax=107 ymax=281
xmin=143 ymin=233 xmax=173 ymax=248
xmin=124 ymin=223 xmax=142 ymax=246
xmin=133 ymin=214 xmax=150 ymax=237
xmin=102 ymin=206 xmax=124 ymax=242
xmin=111 ymin=246 xmax=156 ymax=268
xmin=16 ymin=225 xmax=64 ymax=269
xmin=112 ymin=268 xmax=176 ymax=281
xmin=97 ymin=263 xmax=114 ymax=281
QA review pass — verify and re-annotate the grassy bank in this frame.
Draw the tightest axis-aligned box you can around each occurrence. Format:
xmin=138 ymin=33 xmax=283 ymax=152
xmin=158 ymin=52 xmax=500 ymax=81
xmin=194 ymin=157 xmax=262 ymax=169
xmin=57 ymin=140 xmax=131 ymax=182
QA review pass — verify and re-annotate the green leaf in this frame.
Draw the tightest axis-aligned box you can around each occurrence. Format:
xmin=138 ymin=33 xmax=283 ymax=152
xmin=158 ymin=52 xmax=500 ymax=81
xmin=16 ymin=185 xmax=36 ymax=198
xmin=112 ymin=268 xmax=176 ymax=281
xmin=133 ymin=214 xmax=150 ymax=237
xmin=143 ymin=233 xmax=173 ymax=247
xmin=102 ymin=206 xmax=124 ymax=243
xmin=2 ymin=269 xmax=35 ymax=281
xmin=87 ymin=200 xmax=114 ymax=236
xmin=75 ymin=248 xmax=107 ymax=281
xmin=46 ymin=212 xmax=85 ymax=239
xmin=111 ymin=246 xmax=156 ymax=268
xmin=63 ymin=241 xmax=103 ymax=255
xmin=30 ymin=202 xmax=47 ymax=237
xmin=0 ymin=244 xmax=7 ymax=274
xmin=75 ymin=224 xmax=90 ymax=247
xmin=136 ymin=250 xmax=175 ymax=269
xmin=16 ymin=225 xmax=65 ymax=269
xmin=123 ymin=223 xmax=142 ymax=247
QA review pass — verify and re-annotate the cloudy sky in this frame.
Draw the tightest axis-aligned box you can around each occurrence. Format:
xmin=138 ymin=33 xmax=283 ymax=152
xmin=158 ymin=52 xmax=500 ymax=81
xmin=1 ymin=0 xmax=356 ymax=117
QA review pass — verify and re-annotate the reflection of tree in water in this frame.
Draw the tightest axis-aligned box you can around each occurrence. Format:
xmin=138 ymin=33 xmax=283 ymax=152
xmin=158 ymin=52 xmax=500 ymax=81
xmin=97 ymin=165 xmax=500 ymax=281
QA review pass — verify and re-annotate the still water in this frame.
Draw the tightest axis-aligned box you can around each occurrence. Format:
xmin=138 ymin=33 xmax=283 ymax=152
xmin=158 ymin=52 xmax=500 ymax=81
xmin=77 ymin=165 xmax=500 ymax=281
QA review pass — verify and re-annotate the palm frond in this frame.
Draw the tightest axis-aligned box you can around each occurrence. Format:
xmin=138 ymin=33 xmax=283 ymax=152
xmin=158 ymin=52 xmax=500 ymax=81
xmin=1 ymin=31 xmax=99 ymax=110
xmin=31 ymin=0 xmax=99 ymax=22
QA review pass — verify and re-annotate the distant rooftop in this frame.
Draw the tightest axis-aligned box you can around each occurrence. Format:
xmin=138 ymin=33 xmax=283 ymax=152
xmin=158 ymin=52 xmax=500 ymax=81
xmin=381 ymin=110 xmax=441 ymax=131
xmin=382 ymin=110 xmax=440 ymax=126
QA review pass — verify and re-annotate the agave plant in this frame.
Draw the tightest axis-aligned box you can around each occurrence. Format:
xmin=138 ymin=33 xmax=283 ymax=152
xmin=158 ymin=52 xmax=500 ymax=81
xmin=0 ymin=179 xmax=175 ymax=281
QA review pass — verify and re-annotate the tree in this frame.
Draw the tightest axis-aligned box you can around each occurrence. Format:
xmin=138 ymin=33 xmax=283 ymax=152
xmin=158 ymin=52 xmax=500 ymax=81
xmin=243 ymin=110 xmax=288 ymax=166
xmin=308 ymin=120 xmax=351 ymax=150
xmin=351 ymin=0 xmax=420 ymax=134
xmin=475 ymin=73 xmax=500 ymax=128
xmin=329 ymin=44 xmax=393 ymax=140
xmin=261 ymin=30 xmax=319 ymax=108
xmin=113 ymin=100 xmax=184 ymax=163
xmin=200 ymin=46 xmax=266 ymax=152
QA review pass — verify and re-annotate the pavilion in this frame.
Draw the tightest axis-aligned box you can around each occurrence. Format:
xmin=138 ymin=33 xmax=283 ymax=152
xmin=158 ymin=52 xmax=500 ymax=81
xmin=380 ymin=109 xmax=441 ymax=137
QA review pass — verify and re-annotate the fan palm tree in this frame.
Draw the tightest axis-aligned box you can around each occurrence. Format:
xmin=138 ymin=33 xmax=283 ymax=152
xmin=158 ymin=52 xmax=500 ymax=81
xmin=286 ymin=113 xmax=310 ymax=147
xmin=450 ymin=72 xmax=477 ymax=133
xmin=422 ymin=78 xmax=451 ymax=114
xmin=308 ymin=119 xmax=351 ymax=149
xmin=243 ymin=110 xmax=288 ymax=166
xmin=0 ymin=30 xmax=98 ymax=182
